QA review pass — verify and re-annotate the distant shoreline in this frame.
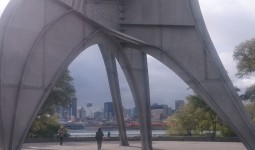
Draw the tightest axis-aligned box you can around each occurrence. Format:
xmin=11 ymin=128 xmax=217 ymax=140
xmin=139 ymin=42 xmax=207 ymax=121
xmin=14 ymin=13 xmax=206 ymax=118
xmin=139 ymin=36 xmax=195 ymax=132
xmin=68 ymin=129 xmax=166 ymax=137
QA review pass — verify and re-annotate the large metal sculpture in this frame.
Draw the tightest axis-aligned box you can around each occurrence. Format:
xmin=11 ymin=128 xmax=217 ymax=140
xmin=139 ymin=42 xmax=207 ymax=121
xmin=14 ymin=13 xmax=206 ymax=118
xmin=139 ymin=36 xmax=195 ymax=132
xmin=0 ymin=0 xmax=255 ymax=150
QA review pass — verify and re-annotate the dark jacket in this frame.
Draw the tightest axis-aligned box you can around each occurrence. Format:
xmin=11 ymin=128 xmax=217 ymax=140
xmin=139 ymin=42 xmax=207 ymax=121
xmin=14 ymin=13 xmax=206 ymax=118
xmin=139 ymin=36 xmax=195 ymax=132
xmin=95 ymin=130 xmax=104 ymax=141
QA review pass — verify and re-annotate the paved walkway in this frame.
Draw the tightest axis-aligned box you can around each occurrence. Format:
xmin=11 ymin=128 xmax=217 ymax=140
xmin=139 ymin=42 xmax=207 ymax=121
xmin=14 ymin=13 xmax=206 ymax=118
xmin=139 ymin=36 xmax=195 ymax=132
xmin=22 ymin=141 xmax=246 ymax=150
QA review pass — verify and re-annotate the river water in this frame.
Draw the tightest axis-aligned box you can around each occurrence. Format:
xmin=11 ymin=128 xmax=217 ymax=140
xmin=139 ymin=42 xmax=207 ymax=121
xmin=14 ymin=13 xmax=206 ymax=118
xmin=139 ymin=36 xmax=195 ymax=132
xmin=69 ymin=129 xmax=167 ymax=137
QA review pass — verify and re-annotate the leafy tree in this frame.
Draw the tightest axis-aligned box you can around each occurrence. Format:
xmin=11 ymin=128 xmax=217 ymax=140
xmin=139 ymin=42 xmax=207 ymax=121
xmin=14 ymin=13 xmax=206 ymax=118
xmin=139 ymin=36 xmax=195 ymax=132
xmin=217 ymin=121 xmax=236 ymax=137
xmin=233 ymin=38 xmax=255 ymax=77
xmin=38 ymin=70 xmax=75 ymax=115
xmin=187 ymin=95 xmax=219 ymax=136
xmin=27 ymin=115 xmax=60 ymax=138
xmin=167 ymin=95 xmax=236 ymax=137
xmin=167 ymin=96 xmax=202 ymax=135
xmin=240 ymin=84 xmax=255 ymax=101
xmin=175 ymin=104 xmax=197 ymax=135
xmin=166 ymin=114 xmax=187 ymax=135
xmin=244 ymin=102 xmax=255 ymax=124
xmin=233 ymin=39 xmax=255 ymax=99
xmin=233 ymin=38 xmax=255 ymax=124
xmin=27 ymin=70 xmax=75 ymax=138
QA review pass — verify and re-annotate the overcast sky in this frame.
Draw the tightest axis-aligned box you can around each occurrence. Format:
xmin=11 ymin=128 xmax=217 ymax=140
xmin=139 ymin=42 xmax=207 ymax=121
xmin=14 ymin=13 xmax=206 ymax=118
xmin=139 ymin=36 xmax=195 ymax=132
xmin=1 ymin=0 xmax=255 ymax=111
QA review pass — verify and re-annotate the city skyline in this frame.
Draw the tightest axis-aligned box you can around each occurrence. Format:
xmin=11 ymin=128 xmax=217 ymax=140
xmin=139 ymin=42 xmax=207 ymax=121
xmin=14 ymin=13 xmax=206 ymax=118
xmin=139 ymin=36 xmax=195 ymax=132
xmin=1 ymin=0 xmax=255 ymax=110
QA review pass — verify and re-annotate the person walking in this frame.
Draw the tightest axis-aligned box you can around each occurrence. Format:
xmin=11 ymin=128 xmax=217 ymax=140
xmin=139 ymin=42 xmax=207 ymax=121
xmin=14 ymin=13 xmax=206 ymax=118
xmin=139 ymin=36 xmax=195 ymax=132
xmin=95 ymin=128 xmax=104 ymax=150
xmin=107 ymin=131 xmax=111 ymax=140
xmin=58 ymin=126 xmax=65 ymax=145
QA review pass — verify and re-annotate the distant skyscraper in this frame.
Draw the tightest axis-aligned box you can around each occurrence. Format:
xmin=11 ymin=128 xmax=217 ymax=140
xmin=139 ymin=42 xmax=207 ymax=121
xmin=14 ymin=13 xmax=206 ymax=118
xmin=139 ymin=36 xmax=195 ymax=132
xmin=168 ymin=107 xmax=174 ymax=116
xmin=133 ymin=107 xmax=139 ymax=120
xmin=78 ymin=106 xmax=86 ymax=121
xmin=56 ymin=106 xmax=69 ymax=122
xmin=86 ymin=105 xmax=94 ymax=119
xmin=151 ymin=103 xmax=168 ymax=120
xmin=55 ymin=97 xmax=77 ymax=122
xmin=175 ymin=100 xmax=184 ymax=111
xmin=162 ymin=104 xmax=168 ymax=118
xmin=87 ymin=103 xmax=92 ymax=108
xmin=104 ymin=102 xmax=115 ymax=120
xmin=94 ymin=111 xmax=103 ymax=120
xmin=71 ymin=97 xmax=77 ymax=118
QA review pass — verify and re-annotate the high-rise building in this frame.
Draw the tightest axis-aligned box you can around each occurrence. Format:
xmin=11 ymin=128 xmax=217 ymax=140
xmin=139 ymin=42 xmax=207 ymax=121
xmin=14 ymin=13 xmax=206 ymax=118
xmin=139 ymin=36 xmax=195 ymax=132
xmin=133 ymin=107 xmax=139 ymax=120
xmin=104 ymin=102 xmax=115 ymax=120
xmin=54 ymin=97 xmax=77 ymax=122
xmin=87 ymin=103 xmax=92 ymax=108
xmin=78 ymin=106 xmax=86 ymax=121
xmin=162 ymin=104 xmax=168 ymax=118
xmin=56 ymin=106 xmax=69 ymax=122
xmin=175 ymin=100 xmax=184 ymax=111
xmin=94 ymin=111 xmax=103 ymax=120
xmin=86 ymin=105 xmax=94 ymax=119
xmin=151 ymin=103 xmax=168 ymax=120
xmin=168 ymin=107 xmax=174 ymax=116
xmin=71 ymin=97 xmax=77 ymax=119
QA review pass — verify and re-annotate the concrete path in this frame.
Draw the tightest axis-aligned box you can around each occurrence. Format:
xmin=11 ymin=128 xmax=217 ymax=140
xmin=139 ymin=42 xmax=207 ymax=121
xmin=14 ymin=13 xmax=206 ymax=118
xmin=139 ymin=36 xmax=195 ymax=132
xmin=22 ymin=141 xmax=246 ymax=150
